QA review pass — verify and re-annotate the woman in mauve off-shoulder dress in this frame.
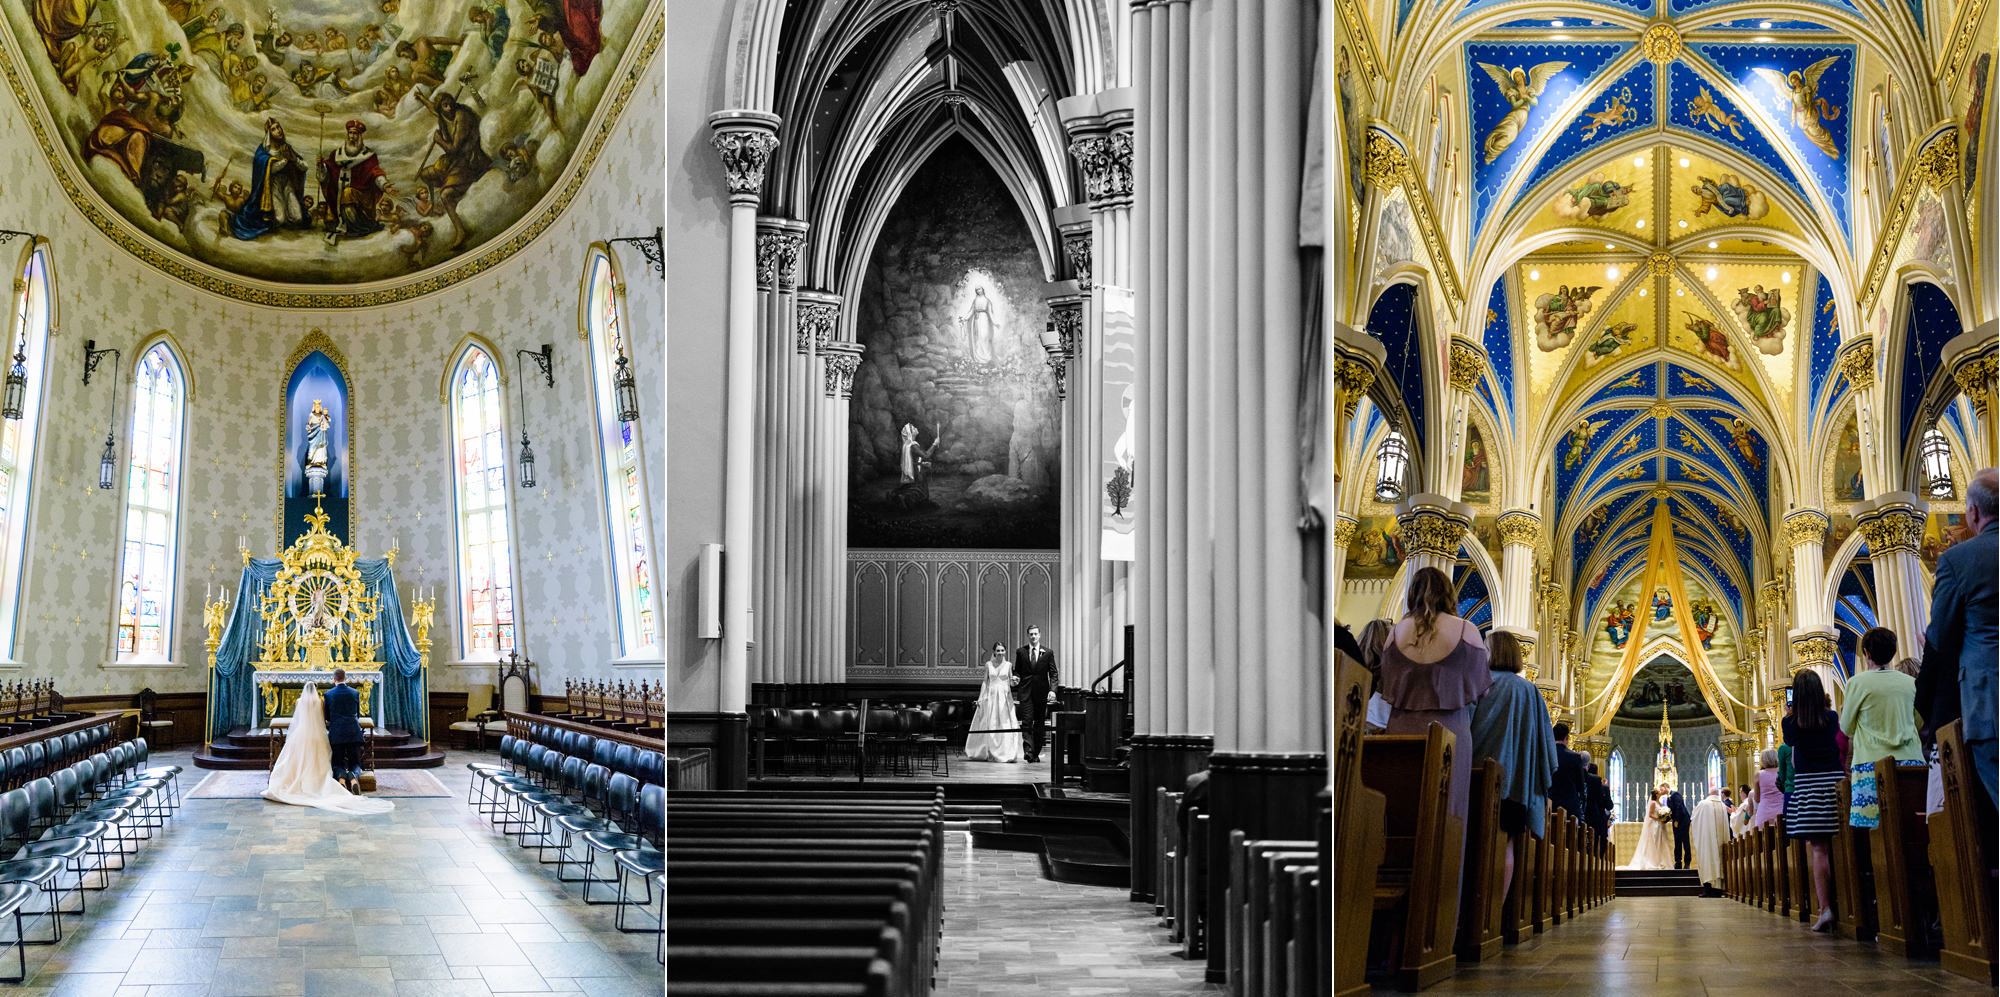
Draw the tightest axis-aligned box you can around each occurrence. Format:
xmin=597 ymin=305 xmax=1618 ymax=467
xmin=1376 ymin=566 xmax=1493 ymax=822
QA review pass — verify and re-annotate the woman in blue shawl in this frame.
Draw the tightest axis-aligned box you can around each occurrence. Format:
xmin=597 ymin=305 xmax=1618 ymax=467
xmin=1470 ymin=630 xmax=1558 ymax=895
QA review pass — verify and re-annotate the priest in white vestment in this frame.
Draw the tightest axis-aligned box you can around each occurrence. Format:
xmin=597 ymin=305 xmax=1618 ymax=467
xmin=1689 ymin=789 xmax=1729 ymax=894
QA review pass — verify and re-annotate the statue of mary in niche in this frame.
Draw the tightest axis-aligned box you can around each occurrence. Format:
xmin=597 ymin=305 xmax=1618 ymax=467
xmin=961 ymin=285 xmax=998 ymax=363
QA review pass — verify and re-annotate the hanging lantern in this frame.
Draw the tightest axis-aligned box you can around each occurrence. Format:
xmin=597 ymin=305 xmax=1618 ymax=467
xmin=518 ymin=430 xmax=537 ymax=489
xmin=1 ymin=335 xmax=23 ymax=421
xmin=1921 ymin=427 xmax=1953 ymax=498
xmin=97 ymin=430 xmax=115 ymax=490
xmin=613 ymin=352 xmax=640 ymax=424
xmin=1375 ymin=430 xmax=1408 ymax=502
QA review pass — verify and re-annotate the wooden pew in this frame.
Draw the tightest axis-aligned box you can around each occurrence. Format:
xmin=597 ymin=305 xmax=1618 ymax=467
xmin=1529 ymin=814 xmax=1549 ymax=933
xmin=1455 ymin=758 xmax=1506 ymax=963
xmin=1932 ymin=721 xmax=1998 ymax=984
xmin=1501 ymin=802 xmax=1535 ymax=944
xmin=1546 ymin=811 xmax=1565 ymax=927
xmin=1223 ymin=831 xmax=1316 ymax=997
xmin=1334 ymin=652 xmax=1385 ymax=997
xmin=1830 ymin=776 xmax=1874 ymax=941
xmin=1868 ymin=758 xmax=1937 ymax=958
xmin=1362 ymin=725 xmax=1461 ymax=991
xmin=1788 ymin=835 xmax=1810 ymax=922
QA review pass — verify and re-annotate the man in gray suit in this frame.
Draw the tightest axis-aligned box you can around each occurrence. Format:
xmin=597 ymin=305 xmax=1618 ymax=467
xmin=1922 ymin=466 xmax=1998 ymax=806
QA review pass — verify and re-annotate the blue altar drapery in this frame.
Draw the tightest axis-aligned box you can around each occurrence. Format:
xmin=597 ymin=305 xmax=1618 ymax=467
xmin=206 ymin=559 xmax=428 ymax=743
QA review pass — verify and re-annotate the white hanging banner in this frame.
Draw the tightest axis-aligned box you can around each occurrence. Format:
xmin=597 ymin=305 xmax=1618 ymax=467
xmin=1100 ymin=285 xmax=1138 ymax=561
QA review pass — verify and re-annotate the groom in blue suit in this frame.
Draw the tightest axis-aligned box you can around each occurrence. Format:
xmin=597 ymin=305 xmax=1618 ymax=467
xmin=325 ymin=670 xmax=364 ymax=793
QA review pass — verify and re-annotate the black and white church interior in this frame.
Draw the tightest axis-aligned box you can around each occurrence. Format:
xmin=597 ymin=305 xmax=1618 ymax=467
xmin=0 ymin=1 xmax=669 ymax=994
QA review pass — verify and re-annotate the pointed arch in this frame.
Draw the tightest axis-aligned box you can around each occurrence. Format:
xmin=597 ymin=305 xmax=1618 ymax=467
xmin=112 ymin=338 xmax=188 ymax=662
xmin=0 ymin=239 xmax=55 ymax=660
xmin=446 ymin=341 xmax=522 ymax=659
xmin=581 ymin=245 xmax=659 ymax=658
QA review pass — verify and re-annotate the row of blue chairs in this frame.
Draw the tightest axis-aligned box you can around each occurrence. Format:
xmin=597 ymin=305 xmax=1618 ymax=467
xmin=0 ymin=723 xmax=119 ymax=794
xmin=467 ymin=734 xmax=665 ymax=961
xmin=0 ymin=738 xmax=180 ymax=980
xmin=513 ymin=725 xmax=667 ymax=789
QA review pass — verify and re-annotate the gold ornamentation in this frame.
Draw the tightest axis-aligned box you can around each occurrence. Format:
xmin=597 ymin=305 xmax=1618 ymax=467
xmin=1496 ymin=510 xmax=1540 ymax=546
xmin=1398 ymin=509 xmax=1470 ymax=558
xmin=1914 ymin=130 xmax=1963 ymax=191
xmin=203 ymin=593 xmax=228 ymax=669
xmin=1859 ymin=507 xmax=1924 ymax=554
xmin=1364 ymin=132 xmax=1408 ymax=188
xmin=1332 ymin=515 xmax=1358 ymax=548
xmin=411 ymin=592 xmax=435 ymax=671
xmin=1448 ymin=338 xmax=1485 ymax=392
xmin=1782 ymin=509 xmax=1830 ymax=547
xmin=252 ymin=501 xmax=381 ymax=667
xmin=1335 ymin=356 xmax=1377 ymax=418
xmin=0 ymin=16 xmax=663 ymax=308
xmin=1790 ymin=632 xmax=1837 ymax=670
xmin=1363 ymin=129 xmax=1463 ymax=319
xmin=1836 ymin=337 xmax=1875 ymax=389
xmin=1952 ymin=353 xmax=1998 ymax=417
xmin=276 ymin=330 xmax=354 ymax=552
xmin=1648 ymin=252 xmax=1674 ymax=277
xmin=1643 ymin=23 xmax=1684 ymax=64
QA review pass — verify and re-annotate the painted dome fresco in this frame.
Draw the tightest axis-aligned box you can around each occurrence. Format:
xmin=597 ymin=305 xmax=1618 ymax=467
xmin=0 ymin=0 xmax=658 ymax=304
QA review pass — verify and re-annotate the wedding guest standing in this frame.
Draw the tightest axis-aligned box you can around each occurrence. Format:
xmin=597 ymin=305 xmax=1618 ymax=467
xmin=1840 ymin=627 xmax=1924 ymax=828
xmin=1784 ymin=670 xmax=1843 ymax=931
xmin=1469 ymin=631 xmax=1556 ymax=895
xmin=1379 ymin=566 xmax=1492 ymax=823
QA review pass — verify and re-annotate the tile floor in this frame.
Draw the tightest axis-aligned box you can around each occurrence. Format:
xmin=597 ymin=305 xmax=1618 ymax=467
xmin=0 ymin=748 xmax=662 ymax=996
xmin=935 ymin=835 xmax=1220 ymax=996
xmin=1380 ymin=895 xmax=1993 ymax=994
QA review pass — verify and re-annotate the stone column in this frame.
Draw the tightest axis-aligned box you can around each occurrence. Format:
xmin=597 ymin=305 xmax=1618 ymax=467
xmin=820 ymin=340 xmax=865 ymax=677
xmin=1946 ymin=328 xmax=1998 ymax=468
xmin=753 ymin=219 xmax=807 ymax=686
xmin=1046 ymin=285 xmax=1088 ymax=687
xmin=1857 ymin=495 xmax=1929 ymax=653
xmin=1131 ymin=2 xmax=1323 ymax=974
xmin=1782 ymin=509 xmax=1833 ymax=675
xmin=1493 ymin=509 xmax=1540 ymax=640
xmin=1396 ymin=494 xmax=1473 ymax=582
xmin=1432 ymin=337 xmax=1488 ymax=501
xmin=1835 ymin=337 xmax=1887 ymax=493
xmin=707 ymin=111 xmax=780 ymax=720
xmin=1331 ymin=326 xmax=1384 ymax=624
xmin=796 ymin=292 xmax=844 ymax=683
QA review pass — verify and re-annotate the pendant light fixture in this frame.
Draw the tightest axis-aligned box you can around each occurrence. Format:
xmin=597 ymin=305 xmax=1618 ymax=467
xmin=515 ymin=345 xmax=554 ymax=489
xmin=2 ymin=333 xmax=25 ymax=421
xmin=82 ymin=340 xmax=120 ymax=490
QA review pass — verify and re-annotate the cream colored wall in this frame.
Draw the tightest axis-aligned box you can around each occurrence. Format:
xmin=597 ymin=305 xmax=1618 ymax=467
xmin=0 ymin=55 xmax=663 ymax=700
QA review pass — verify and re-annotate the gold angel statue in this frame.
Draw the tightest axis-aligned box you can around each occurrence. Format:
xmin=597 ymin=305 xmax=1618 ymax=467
xmin=1751 ymin=57 xmax=1843 ymax=159
xmin=1477 ymin=61 xmax=1570 ymax=163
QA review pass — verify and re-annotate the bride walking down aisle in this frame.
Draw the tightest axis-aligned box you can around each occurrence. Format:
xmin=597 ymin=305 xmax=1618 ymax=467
xmin=263 ymin=683 xmax=395 ymax=815
xmin=1627 ymin=787 xmax=1675 ymax=869
xmin=964 ymin=643 xmax=1023 ymax=763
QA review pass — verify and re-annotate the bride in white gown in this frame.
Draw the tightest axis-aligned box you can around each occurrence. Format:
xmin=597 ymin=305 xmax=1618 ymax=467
xmin=963 ymin=643 xmax=1022 ymax=763
xmin=1628 ymin=787 xmax=1674 ymax=870
xmin=263 ymin=684 xmax=395 ymax=815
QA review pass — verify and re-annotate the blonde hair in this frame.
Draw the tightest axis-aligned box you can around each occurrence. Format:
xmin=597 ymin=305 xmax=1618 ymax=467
xmin=1896 ymin=656 xmax=1920 ymax=677
xmin=1760 ymin=748 xmax=1779 ymax=769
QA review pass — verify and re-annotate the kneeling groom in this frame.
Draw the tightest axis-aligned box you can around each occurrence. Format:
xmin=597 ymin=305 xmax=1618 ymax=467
xmin=326 ymin=669 xmax=364 ymax=793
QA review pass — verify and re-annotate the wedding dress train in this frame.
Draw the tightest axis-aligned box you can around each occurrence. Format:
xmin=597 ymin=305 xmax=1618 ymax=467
xmin=263 ymin=684 xmax=395 ymax=815
xmin=964 ymin=660 xmax=1023 ymax=763
xmin=1627 ymin=799 xmax=1674 ymax=870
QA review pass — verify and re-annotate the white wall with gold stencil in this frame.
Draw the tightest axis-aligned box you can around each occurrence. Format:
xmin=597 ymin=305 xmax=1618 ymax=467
xmin=0 ymin=51 xmax=663 ymax=701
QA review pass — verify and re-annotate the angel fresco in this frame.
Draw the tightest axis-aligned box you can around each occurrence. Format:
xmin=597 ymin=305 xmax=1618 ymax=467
xmin=1552 ymin=174 xmax=1631 ymax=221
xmin=1534 ymin=284 xmax=1603 ymax=351
xmin=1688 ymin=174 xmax=1769 ymax=220
xmin=1685 ymin=87 xmax=1748 ymax=141
xmin=1587 ymin=321 xmax=1639 ymax=359
xmin=1752 ymin=57 xmax=1845 ymax=159
xmin=1731 ymin=285 xmax=1789 ymax=353
xmin=1565 ymin=416 xmax=1609 ymax=470
xmin=1478 ymin=60 xmax=1570 ymax=164
xmin=1581 ymin=505 xmax=1610 ymax=542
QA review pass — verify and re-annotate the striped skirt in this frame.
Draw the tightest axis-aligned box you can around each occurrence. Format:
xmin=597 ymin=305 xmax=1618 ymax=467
xmin=1785 ymin=770 xmax=1845 ymax=838
xmin=1850 ymin=759 xmax=1928 ymax=827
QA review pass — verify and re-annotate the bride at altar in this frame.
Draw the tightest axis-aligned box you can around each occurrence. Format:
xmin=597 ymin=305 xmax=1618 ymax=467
xmin=1628 ymin=787 xmax=1674 ymax=870
xmin=263 ymin=684 xmax=395 ymax=815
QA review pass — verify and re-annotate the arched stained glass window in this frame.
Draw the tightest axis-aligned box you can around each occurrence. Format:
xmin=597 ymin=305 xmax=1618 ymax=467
xmin=585 ymin=250 xmax=657 ymax=655
xmin=115 ymin=342 xmax=185 ymax=660
xmin=449 ymin=346 xmax=516 ymax=655
xmin=1706 ymin=746 xmax=1724 ymax=796
xmin=0 ymin=248 xmax=51 ymax=658
xmin=1607 ymin=749 xmax=1624 ymax=823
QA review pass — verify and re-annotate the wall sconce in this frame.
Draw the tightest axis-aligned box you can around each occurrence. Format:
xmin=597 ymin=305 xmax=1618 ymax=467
xmin=514 ymin=345 xmax=554 ymax=489
xmin=2 ymin=333 xmax=25 ymax=421
xmin=1039 ymin=322 xmax=1068 ymax=400
xmin=609 ymin=228 xmax=664 ymax=278
xmin=613 ymin=352 xmax=639 ymax=424
xmin=83 ymin=341 xmax=120 ymax=490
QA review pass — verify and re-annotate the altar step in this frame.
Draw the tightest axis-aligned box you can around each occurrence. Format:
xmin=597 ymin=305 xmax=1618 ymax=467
xmin=1615 ymin=868 xmax=1707 ymax=897
xmin=191 ymin=726 xmax=446 ymax=770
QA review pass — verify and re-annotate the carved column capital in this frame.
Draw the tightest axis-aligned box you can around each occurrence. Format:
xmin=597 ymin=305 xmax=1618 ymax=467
xmin=1397 ymin=505 xmax=1471 ymax=558
xmin=1062 ymin=227 xmax=1094 ymax=290
xmin=1835 ymin=336 xmax=1876 ymax=390
xmin=1789 ymin=631 xmax=1837 ymax=672
xmin=821 ymin=342 xmax=866 ymax=399
xmin=796 ymin=292 xmax=841 ymax=356
xmin=1858 ymin=505 xmax=1925 ymax=554
xmin=1334 ymin=356 xmax=1377 ymax=419
xmin=1068 ymin=129 xmax=1133 ymax=207
xmin=1951 ymin=351 xmax=1998 ymax=418
xmin=707 ymin=112 xmax=782 ymax=205
xmin=1914 ymin=129 xmax=1962 ymax=191
xmin=1496 ymin=510 xmax=1540 ymax=547
xmin=1447 ymin=337 xmax=1487 ymax=393
xmin=1364 ymin=131 xmax=1411 ymax=189
xmin=1781 ymin=509 xmax=1830 ymax=548
xmin=754 ymin=224 xmax=805 ymax=292
xmin=1332 ymin=515 xmax=1359 ymax=548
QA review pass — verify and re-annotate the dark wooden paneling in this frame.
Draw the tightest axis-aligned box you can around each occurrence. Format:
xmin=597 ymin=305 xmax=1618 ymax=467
xmin=1204 ymin=750 xmax=1329 ymax=983
xmin=1129 ymin=735 xmax=1214 ymax=904
xmin=667 ymin=712 xmax=747 ymax=789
